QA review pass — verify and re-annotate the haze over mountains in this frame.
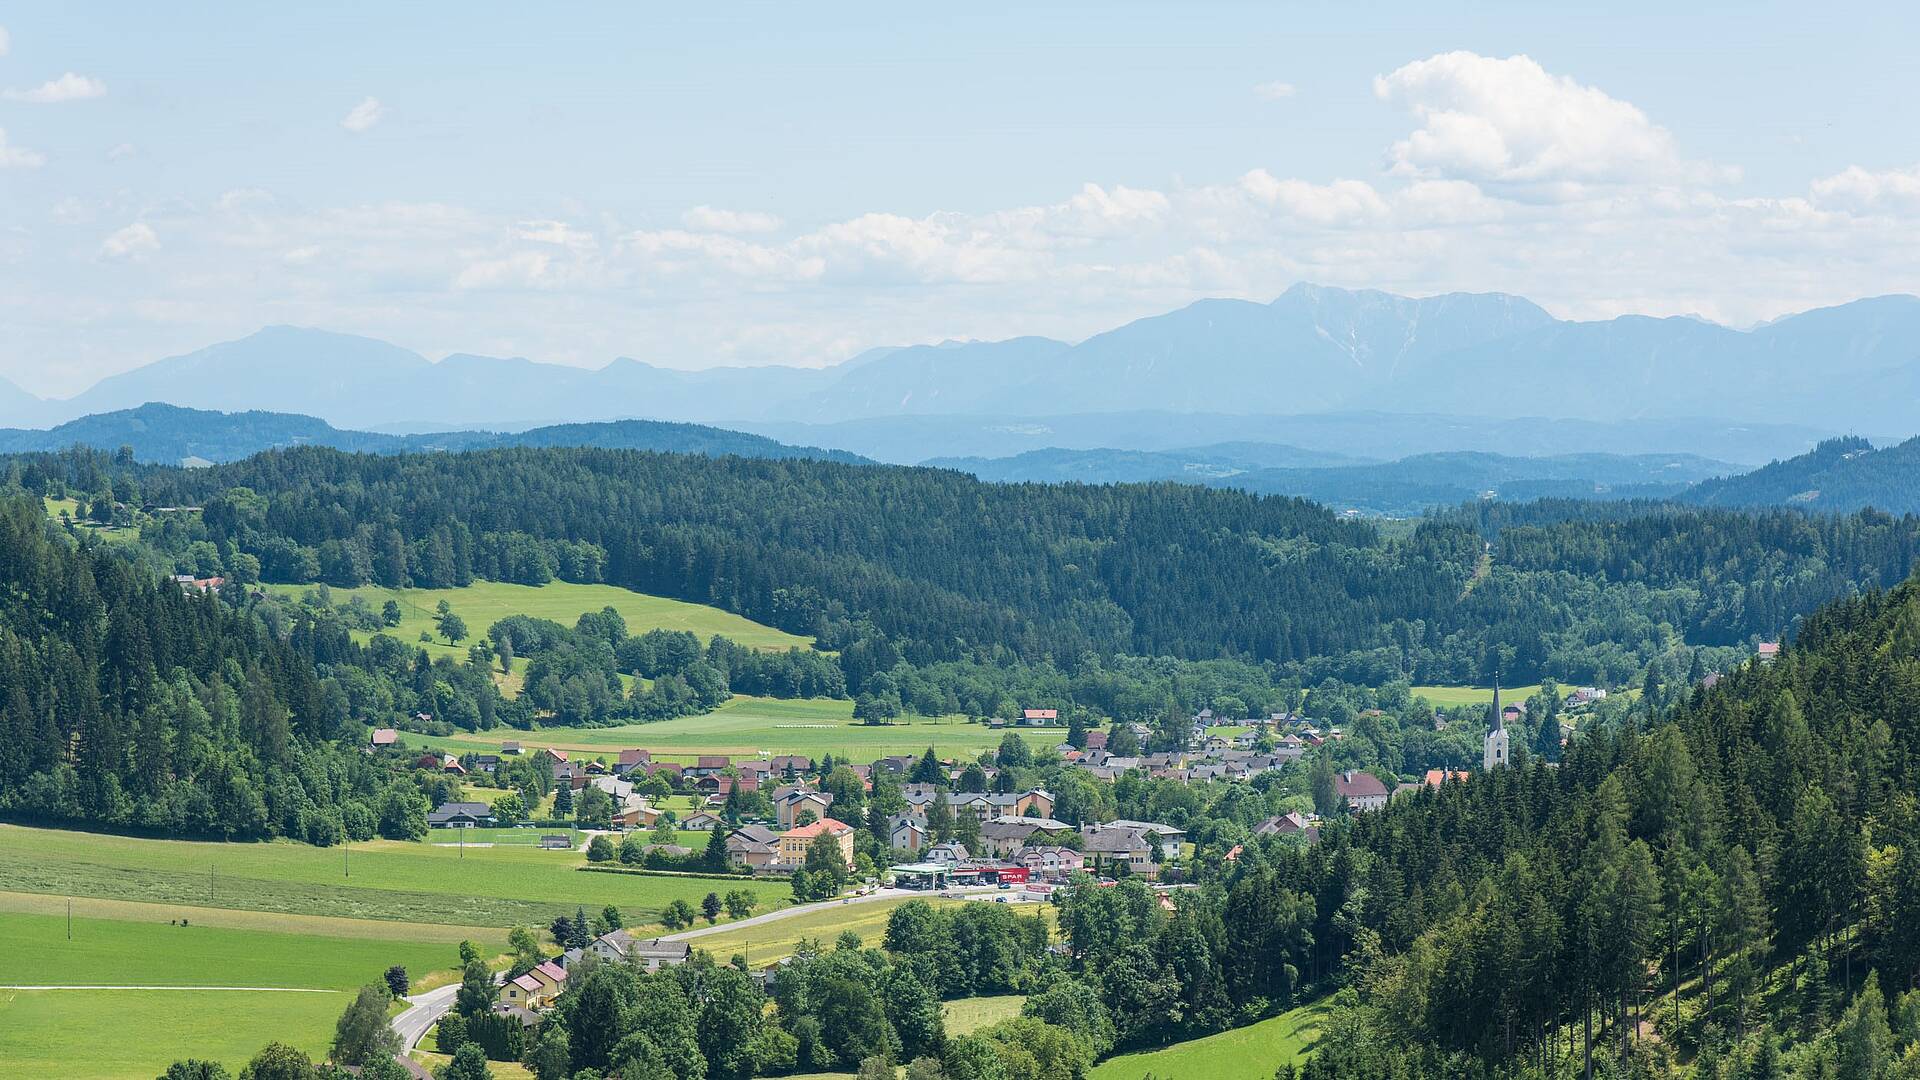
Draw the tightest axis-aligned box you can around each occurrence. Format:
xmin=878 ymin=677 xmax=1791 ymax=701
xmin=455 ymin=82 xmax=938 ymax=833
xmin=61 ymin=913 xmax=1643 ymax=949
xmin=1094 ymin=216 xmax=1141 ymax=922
xmin=6 ymin=285 xmax=1918 ymax=441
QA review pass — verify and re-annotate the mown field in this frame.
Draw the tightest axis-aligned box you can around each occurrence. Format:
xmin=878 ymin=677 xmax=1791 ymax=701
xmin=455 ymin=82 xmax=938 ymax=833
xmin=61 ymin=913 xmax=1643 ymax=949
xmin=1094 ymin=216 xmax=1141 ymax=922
xmin=1410 ymin=683 xmax=1549 ymax=707
xmin=416 ymin=695 xmax=1052 ymax=762
xmin=943 ymin=994 xmax=1027 ymax=1035
xmin=0 ymin=824 xmax=790 ymax=930
xmin=261 ymin=578 xmax=815 ymax=657
xmin=0 ymin=902 xmax=474 ymax=1079
xmin=1088 ymin=998 xmax=1331 ymax=1079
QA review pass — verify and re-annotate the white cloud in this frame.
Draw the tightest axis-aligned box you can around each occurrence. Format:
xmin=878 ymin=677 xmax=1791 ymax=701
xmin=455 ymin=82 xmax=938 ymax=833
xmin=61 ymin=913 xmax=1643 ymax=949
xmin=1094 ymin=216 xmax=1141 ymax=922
xmin=1374 ymin=52 xmax=1712 ymax=192
xmin=100 ymin=222 xmax=159 ymax=259
xmin=3 ymin=72 xmax=107 ymax=103
xmin=1811 ymin=164 xmax=1920 ymax=210
xmin=340 ymin=97 xmax=386 ymax=133
xmin=107 ymin=142 xmax=138 ymax=161
xmin=1254 ymin=80 xmax=1296 ymax=101
xmin=682 ymin=206 xmax=784 ymax=234
xmin=0 ymin=128 xmax=45 ymax=169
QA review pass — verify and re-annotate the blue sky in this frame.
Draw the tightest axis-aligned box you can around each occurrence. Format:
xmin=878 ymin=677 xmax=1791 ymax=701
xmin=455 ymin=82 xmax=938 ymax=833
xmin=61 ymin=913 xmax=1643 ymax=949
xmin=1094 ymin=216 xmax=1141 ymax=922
xmin=3 ymin=2 xmax=1918 ymax=395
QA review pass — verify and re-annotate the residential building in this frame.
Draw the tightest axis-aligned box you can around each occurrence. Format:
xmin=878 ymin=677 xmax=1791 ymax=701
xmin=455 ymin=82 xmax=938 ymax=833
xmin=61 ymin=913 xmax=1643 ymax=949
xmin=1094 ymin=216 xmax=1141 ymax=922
xmin=725 ymin=825 xmax=781 ymax=871
xmin=925 ymin=841 xmax=969 ymax=867
xmin=1335 ymin=770 xmax=1391 ymax=811
xmin=1015 ymin=845 xmax=1086 ymax=879
xmin=426 ymin=801 xmax=494 ymax=828
xmin=888 ymin=813 xmax=929 ymax=851
xmin=369 ymin=728 xmax=398 ymax=749
xmin=777 ymin=818 xmax=855 ymax=870
xmin=589 ymin=930 xmax=692 ymax=971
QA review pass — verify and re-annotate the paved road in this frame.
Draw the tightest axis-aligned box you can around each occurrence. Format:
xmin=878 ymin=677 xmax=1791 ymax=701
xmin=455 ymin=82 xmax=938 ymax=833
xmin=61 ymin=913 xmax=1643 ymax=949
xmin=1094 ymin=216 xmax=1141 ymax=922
xmin=392 ymin=982 xmax=460 ymax=1053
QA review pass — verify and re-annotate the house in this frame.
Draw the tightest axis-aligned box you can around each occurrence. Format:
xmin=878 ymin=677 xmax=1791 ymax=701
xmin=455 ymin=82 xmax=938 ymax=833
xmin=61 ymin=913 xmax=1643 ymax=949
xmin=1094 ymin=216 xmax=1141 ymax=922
xmin=925 ymin=841 xmax=969 ymax=867
xmin=472 ymin=754 xmax=501 ymax=774
xmin=1021 ymin=708 xmax=1058 ymax=727
xmin=589 ymin=930 xmax=692 ymax=972
xmin=1335 ymin=771 xmax=1390 ymax=812
xmin=1757 ymin=641 xmax=1781 ymax=662
xmin=526 ymin=960 xmax=568 ymax=1004
xmin=775 ymin=789 xmax=834 ymax=828
xmin=591 ymin=775 xmax=636 ymax=803
xmin=875 ymin=754 xmax=917 ymax=775
xmin=726 ymin=825 xmax=782 ymax=871
xmin=687 ymin=755 xmax=732 ymax=778
xmin=1093 ymin=820 xmax=1184 ymax=858
xmin=1254 ymin=811 xmax=1314 ymax=838
xmin=769 ymin=754 xmax=813 ymax=776
xmin=681 ymin=811 xmax=724 ymax=831
xmin=697 ymin=773 xmax=761 ymax=796
xmin=503 ymin=972 xmax=545 ymax=1008
xmin=979 ymin=815 xmax=1072 ymax=856
xmin=645 ymin=761 xmax=684 ymax=782
xmin=889 ymin=813 xmax=929 ymax=851
xmin=614 ymin=748 xmax=652 ymax=775
xmin=369 ymin=728 xmax=399 ymax=749
xmin=1082 ymin=729 xmax=1108 ymax=751
xmin=611 ymin=801 xmax=661 ymax=830
xmin=778 ymin=818 xmax=855 ymax=870
xmin=1015 ymin=845 xmax=1086 ymax=879
xmin=426 ymin=801 xmax=495 ymax=828
xmin=1081 ymin=825 xmax=1159 ymax=879
xmin=500 ymin=740 xmax=522 ymax=755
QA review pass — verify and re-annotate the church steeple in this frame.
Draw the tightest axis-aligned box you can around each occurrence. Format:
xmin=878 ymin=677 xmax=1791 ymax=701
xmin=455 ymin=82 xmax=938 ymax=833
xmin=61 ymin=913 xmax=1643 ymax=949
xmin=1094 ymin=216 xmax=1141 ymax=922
xmin=1483 ymin=673 xmax=1510 ymax=770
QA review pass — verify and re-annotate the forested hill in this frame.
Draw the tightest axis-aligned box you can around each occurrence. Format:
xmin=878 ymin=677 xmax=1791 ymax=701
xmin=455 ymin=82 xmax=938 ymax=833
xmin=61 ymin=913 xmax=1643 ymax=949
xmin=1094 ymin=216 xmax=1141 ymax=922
xmin=22 ymin=446 xmax=1920 ymax=689
xmin=0 ymin=402 xmax=868 ymax=465
xmin=0 ymin=496 xmax=443 ymax=840
xmin=1287 ymin=570 xmax=1920 ymax=1078
xmin=1681 ymin=434 xmax=1920 ymax=514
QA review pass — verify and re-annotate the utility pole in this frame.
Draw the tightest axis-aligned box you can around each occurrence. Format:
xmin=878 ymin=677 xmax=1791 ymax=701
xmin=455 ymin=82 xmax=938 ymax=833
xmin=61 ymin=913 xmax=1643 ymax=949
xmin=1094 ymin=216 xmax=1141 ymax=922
xmin=344 ymin=839 xmax=350 ymax=878
xmin=67 ymin=897 xmax=72 ymax=940
xmin=209 ymin=864 xmax=214 ymax=903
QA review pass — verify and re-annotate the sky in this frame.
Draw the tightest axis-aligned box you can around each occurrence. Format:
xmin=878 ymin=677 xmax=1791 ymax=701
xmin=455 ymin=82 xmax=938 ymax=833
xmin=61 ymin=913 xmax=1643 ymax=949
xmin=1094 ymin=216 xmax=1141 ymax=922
xmin=2 ymin=2 xmax=1919 ymax=396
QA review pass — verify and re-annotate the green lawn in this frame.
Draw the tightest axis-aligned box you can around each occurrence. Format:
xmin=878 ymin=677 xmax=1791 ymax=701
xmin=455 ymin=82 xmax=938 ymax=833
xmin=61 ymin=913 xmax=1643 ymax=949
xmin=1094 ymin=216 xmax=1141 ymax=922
xmin=0 ymin=988 xmax=347 ymax=1080
xmin=426 ymin=826 xmax=580 ymax=846
xmin=0 ymin=904 xmax=479 ymax=1080
xmin=418 ymin=696 xmax=1053 ymax=762
xmin=944 ymin=994 xmax=1027 ymax=1035
xmin=261 ymin=579 xmax=815 ymax=658
xmin=0 ymin=824 xmax=790 ymax=930
xmin=1089 ymin=999 xmax=1331 ymax=1080
xmin=686 ymin=898 xmax=958 ymax=968
xmin=1410 ymin=683 xmax=1549 ymax=708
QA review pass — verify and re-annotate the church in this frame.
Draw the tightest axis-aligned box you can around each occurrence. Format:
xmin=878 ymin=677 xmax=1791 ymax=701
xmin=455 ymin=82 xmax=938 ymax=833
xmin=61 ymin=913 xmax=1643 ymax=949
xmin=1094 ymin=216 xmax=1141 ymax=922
xmin=1483 ymin=679 xmax=1510 ymax=770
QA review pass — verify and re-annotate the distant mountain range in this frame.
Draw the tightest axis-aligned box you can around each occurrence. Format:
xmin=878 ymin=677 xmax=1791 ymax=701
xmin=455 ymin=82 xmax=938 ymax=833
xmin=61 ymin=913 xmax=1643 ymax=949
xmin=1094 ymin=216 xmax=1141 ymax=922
xmin=1680 ymin=436 xmax=1920 ymax=514
xmin=0 ymin=403 xmax=867 ymax=466
xmin=929 ymin=446 xmax=1737 ymax=516
xmin=4 ymin=284 xmax=1919 ymax=436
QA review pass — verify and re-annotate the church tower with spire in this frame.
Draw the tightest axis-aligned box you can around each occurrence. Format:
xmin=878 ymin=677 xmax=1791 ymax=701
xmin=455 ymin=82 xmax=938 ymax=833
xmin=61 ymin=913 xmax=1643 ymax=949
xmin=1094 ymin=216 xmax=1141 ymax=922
xmin=1483 ymin=676 xmax=1510 ymax=770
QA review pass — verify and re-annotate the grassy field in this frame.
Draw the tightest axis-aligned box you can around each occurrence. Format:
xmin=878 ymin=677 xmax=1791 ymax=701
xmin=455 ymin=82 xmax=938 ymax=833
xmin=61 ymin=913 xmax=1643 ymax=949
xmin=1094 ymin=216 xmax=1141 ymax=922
xmin=426 ymin=826 xmax=581 ymax=846
xmin=944 ymin=994 xmax=1027 ymax=1035
xmin=418 ymin=696 xmax=1053 ymax=763
xmin=0 ymin=824 xmax=790 ymax=930
xmin=1410 ymin=683 xmax=1549 ymax=708
xmin=0 ymin=908 xmax=459 ymax=988
xmin=263 ymin=579 xmax=814 ymax=658
xmin=686 ymin=898 xmax=957 ymax=968
xmin=1089 ymin=998 xmax=1331 ymax=1080
xmin=0 ymin=901 xmax=476 ymax=1079
xmin=0 ymin=988 xmax=348 ymax=1080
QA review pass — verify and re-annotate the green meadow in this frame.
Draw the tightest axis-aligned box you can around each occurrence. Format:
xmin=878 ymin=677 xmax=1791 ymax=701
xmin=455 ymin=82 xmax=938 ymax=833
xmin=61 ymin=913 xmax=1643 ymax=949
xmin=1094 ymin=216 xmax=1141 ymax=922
xmin=1088 ymin=998 xmax=1331 ymax=1080
xmin=0 ymin=823 xmax=790 ymax=930
xmin=0 ymin=902 xmax=476 ymax=1079
xmin=943 ymin=994 xmax=1027 ymax=1036
xmin=261 ymin=578 xmax=815 ymax=657
xmin=1410 ymin=683 xmax=1549 ymax=708
xmin=0 ymin=988 xmax=349 ymax=1080
xmin=417 ymin=695 xmax=1054 ymax=763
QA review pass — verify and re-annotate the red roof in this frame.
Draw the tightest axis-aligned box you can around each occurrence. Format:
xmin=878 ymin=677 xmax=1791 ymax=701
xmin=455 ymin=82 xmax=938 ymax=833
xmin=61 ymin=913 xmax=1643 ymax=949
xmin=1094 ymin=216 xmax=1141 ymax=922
xmin=535 ymin=961 xmax=567 ymax=982
xmin=1023 ymin=709 xmax=1058 ymax=720
xmin=370 ymin=728 xmax=398 ymax=746
xmin=511 ymin=973 xmax=541 ymax=992
xmin=1083 ymin=730 xmax=1108 ymax=749
xmin=782 ymin=817 xmax=853 ymax=839
xmin=541 ymin=748 xmax=569 ymax=762
xmin=617 ymin=748 xmax=651 ymax=765
xmin=697 ymin=755 xmax=730 ymax=768
xmin=1423 ymin=769 xmax=1470 ymax=788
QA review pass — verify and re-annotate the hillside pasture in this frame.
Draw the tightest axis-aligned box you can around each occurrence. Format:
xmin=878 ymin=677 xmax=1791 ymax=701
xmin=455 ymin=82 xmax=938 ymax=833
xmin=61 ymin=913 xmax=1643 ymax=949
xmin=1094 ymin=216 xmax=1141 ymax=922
xmin=0 ymin=824 xmax=789 ymax=930
xmin=1088 ymin=998 xmax=1331 ymax=1079
xmin=260 ymin=579 xmax=815 ymax=658
xmin=417 ymin=695 xmax=1054 ymax=762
